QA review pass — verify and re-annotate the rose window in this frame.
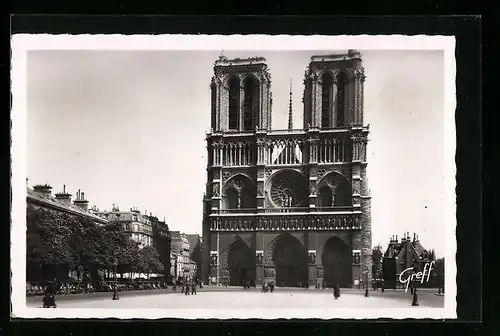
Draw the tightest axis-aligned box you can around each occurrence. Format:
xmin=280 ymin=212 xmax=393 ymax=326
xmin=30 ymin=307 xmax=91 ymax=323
xmin=269 ymin=170 xmax=308 ymax=208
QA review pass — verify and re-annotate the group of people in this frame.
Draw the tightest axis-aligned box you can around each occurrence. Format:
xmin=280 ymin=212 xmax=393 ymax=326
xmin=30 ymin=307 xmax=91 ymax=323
xmin=172 ymin=280 xmax=198 ymax=295
xmin=261 ymin=281 xmax=275 ymax=293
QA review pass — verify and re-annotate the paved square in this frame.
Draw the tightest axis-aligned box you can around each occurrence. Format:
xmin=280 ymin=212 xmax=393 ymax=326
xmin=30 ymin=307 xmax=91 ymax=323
xmin=27 ymin=289 xmax=444 ymax=310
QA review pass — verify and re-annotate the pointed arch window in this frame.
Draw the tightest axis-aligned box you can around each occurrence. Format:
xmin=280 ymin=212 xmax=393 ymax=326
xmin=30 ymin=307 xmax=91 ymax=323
xmin=321 ymin=72 xmax=334 ymax=128
xmin=211 ymin=83 xmax=217 ymax=130
xmin=228 ymin=76 xmax=240 ymax=130
xmin=336 ymin=72 xmax=347 ymax=127
xmin=243 ymin=76 xmax=259 ymax=131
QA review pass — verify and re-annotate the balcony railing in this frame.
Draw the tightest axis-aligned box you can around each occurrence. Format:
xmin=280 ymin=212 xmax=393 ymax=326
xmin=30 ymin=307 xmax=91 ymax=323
xmin=211 ymin=206 xmax=356 ymax=215
xmin=209 ymin=212 xmax=361 ymax=232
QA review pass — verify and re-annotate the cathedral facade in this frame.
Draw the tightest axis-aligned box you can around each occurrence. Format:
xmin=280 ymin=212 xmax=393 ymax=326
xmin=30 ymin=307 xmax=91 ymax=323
xmin=201 ymin=50 xmax=372 ymax=288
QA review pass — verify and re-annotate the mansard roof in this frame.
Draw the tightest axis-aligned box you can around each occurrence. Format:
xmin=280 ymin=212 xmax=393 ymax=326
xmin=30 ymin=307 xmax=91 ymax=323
xmin=27 ymin=187 xmax=108 ymax=225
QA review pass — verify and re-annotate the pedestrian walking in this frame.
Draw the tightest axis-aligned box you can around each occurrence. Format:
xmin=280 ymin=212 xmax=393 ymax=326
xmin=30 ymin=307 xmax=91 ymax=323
xmin=191 ymin=282 xmax=197 ymax=295
xmin=185 ymin=281 xmax=190 ymax=295
xmin=269 ymin=281 xmax=275 ymax=293
xmin=333 ymin=283 xmax=340 ymax=300
xmin=172 ymin=282 xmax=177 ymax=291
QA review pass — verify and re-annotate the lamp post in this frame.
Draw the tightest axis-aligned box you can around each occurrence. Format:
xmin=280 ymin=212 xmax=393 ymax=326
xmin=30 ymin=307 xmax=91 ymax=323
xmin=364 ymin=270 xmax=369 ymax=297
xmin=112 ymin=258 xmax=119 ymax=300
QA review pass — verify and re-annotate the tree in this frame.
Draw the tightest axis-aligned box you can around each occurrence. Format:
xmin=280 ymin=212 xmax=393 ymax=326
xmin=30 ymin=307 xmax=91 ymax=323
xmin=152 ymin=223 xmax=171 ymax=278
xmin=137 ymin=246 xmax=164 ymax=278
xmin=26 ymin=207 xmax=75 ymax=281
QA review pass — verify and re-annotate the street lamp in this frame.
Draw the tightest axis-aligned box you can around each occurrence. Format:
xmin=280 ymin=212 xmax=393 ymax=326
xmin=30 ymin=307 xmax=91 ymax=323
xmin=364 ymin=270 xmax=369 ymax=297
xmin=112 ymin=258 xmax=119 ymax=300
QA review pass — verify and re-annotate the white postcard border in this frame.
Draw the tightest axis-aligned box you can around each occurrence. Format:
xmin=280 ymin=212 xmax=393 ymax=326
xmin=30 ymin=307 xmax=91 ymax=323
xmin=11 ymin=34 xmax=457 ymax=319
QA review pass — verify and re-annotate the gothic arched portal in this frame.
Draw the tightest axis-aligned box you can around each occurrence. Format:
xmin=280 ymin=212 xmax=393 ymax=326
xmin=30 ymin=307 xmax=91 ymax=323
xmin=271 ymin=233 xmax=308 ymax=287
xmin=227 ymin=237 xmax=255 ymax=286
xmin=321 ymin=237 xmax=351 ymax=288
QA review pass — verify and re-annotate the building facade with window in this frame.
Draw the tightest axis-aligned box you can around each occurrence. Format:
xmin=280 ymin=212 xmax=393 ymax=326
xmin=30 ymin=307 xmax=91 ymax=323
xmin=202 ymin=51 xmax=372 ymax=288
xmin=145 ymin=214 xmax=171 ymax=280
xmin=96 ymin=206 xmax=153 ymax=249
xmin=382 ymin=232 xmax=437 ymax=289
xmin=171 ymin=231 xmax=191 ymax=281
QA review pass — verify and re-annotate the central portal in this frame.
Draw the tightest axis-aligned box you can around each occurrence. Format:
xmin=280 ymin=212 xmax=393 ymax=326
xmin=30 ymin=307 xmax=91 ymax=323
xmin=227 ymin=237 xmax=255 ymax=286
xmin=272 ymin=233 xmax=308 ymax=287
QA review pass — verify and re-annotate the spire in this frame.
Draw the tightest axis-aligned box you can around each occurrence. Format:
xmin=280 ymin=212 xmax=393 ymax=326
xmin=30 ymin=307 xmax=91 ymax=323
xmin=288 ymin=79 xmax=293 ymax=130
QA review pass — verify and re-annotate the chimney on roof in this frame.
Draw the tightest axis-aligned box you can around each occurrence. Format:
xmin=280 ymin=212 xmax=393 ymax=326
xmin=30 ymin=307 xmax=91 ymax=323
xmin=413 ymin=232 xmax=416 ymax=242
xmin=348 ymin=49 xmax=361 ymax=58
xmin=73 ymin=189 xmax=89 ymax=211
xmin=33 ymin=184 xmax=53 ymax=196
xmin=55 ymin=184 xmax=72 ymax=205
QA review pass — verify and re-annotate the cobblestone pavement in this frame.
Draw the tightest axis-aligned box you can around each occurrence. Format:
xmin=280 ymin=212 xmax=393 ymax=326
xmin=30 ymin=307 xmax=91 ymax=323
xmin=27 ymin=287 xmax=444 ymax=309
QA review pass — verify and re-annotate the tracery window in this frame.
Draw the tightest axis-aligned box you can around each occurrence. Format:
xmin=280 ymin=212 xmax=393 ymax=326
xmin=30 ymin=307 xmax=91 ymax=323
xmin=269 ymin=170 xmax=308 ymax=208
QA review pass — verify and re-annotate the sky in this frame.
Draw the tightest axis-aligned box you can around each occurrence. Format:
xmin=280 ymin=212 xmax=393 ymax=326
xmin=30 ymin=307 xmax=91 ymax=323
xmin=26 ymin=49 xmax=446 ymax=257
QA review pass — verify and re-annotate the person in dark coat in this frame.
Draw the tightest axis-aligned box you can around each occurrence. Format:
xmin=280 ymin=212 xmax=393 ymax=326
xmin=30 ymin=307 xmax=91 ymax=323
xmin=43 ymin=281 xmax=57 ymax=308
xmin=269 ymin=281 xmax=275 ymax=293
xmin=191 ymin=282 xmax=197 ymax=295
xmin=172 ymin=282 xmax=177 ymax=291
xmin=333 ymin=283 xmax=340 ymax=300
xmin=185 ymin=281 xmax=190 ymax=295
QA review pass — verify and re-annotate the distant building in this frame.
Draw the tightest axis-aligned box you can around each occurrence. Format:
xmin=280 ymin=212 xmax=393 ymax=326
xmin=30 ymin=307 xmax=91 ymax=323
xmin=170 ymin=251 xmax=177 ymax=280
xmin=96 ymin=206 xmax=153 ymax=249
xmin=186 ymin=234 xmax=202 ymax=280
xmin=188 ymin=260 xmax=197 ymax=280
xmin=145 ymin=214 xmax=172 ymax=280
xmin=171 ymin=231 xmax=191 ymax=281
xmin=382 ymin=232 xmax=436 ymax=289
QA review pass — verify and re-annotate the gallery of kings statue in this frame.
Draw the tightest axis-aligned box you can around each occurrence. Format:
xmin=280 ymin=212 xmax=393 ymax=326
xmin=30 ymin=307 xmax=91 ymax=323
xmin=201 ymin=50 xmax=373 ymax=288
